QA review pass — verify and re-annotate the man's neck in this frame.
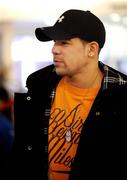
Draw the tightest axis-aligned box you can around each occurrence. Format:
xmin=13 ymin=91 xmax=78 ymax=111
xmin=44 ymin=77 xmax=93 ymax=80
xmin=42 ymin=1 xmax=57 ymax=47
xmin=64 ymin=68 xmax=103 ymax=89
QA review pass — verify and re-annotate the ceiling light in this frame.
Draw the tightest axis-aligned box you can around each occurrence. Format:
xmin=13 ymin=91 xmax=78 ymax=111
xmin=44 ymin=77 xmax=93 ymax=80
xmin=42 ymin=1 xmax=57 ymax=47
xmin=110 ymin=13 xmax=121 ymax=22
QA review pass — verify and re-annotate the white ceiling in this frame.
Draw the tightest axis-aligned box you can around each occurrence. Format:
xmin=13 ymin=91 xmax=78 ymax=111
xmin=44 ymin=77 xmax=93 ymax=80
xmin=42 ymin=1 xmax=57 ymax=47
xmin=0 ymin=0 xmax=127 ymax=24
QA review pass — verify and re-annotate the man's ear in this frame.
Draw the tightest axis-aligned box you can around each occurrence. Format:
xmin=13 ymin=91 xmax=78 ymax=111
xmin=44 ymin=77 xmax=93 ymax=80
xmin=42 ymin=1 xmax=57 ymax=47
xmin=88 ymin=41 xmax=99 ymax=57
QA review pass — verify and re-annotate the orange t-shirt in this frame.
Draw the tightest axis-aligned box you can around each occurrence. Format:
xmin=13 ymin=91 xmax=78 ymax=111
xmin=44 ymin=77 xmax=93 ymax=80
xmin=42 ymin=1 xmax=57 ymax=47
xmin=48 ymin=77 xmax=100 ymax=180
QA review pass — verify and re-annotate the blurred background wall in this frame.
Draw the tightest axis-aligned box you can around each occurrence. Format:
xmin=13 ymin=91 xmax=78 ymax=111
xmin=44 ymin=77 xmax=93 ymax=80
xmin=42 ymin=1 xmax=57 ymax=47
xmin=0 ymin=0 xmax=127 ymax=94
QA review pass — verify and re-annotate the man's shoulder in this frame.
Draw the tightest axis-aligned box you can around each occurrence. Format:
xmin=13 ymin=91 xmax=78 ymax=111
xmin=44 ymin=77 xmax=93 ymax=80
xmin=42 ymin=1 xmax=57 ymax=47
xmin=99 ymin=61 xmax=127 ymax=82
xmin=26 ymin=64 xmax=60 ymax=90
xmin=26 ymin=64 xmax=54 ymax=83
xmin=109 ymin=65 xmax=127 ymax=80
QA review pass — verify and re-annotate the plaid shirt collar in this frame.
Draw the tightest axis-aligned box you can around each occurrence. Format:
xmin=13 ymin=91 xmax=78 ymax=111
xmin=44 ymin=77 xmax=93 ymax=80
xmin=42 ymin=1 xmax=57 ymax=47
xmin=99 ymin=61 xmax=127 ymax=90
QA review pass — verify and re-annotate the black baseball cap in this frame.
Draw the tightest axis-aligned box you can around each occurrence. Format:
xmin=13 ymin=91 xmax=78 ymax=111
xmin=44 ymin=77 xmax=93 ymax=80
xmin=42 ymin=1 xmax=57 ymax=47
xmin=35 ymin=9 xmax=106 ymax=48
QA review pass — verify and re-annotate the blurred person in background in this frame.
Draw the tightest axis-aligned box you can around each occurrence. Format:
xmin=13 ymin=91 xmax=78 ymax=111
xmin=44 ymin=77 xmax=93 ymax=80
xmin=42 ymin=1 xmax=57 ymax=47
xmin=0 ymin=67 xmax=14 ymax=179
xmin=13 ymin=9 xmax=127 ymax=180
xmin=0 ymin=112 xmax=14 ymax=179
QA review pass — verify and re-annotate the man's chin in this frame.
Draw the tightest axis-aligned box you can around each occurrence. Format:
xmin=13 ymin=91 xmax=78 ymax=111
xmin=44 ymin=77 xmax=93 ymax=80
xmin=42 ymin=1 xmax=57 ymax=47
xmin=55 ymin=69 xmax=66 ymax=76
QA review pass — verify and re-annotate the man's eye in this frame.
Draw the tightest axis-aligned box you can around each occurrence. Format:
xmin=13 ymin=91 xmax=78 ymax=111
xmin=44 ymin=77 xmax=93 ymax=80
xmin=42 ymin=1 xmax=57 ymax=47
xmin=61 ymin=41 xmax=68 ymax=45
xmin=54 ymin=40 xmax=69 ymax=45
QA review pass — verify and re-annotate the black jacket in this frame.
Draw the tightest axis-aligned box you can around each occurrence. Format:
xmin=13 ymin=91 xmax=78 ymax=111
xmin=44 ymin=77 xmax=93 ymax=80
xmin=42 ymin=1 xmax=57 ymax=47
xmin=13 ymin=63 xmax=127 ymax=179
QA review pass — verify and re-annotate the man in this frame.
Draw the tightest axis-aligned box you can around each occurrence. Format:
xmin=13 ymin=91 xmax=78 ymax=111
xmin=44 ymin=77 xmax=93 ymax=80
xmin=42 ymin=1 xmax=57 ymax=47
xmin=13 ymin=9 xmax=127 ymax=179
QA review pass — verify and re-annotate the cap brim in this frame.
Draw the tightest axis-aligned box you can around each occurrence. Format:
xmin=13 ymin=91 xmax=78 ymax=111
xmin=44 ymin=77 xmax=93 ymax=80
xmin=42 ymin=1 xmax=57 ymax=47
xmin=35 ymin=26 xmax=74 ymax=42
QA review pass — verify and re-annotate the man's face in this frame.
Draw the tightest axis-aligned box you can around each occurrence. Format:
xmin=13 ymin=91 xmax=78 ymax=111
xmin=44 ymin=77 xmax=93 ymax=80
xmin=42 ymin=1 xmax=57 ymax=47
xmin=52 ymin=38 xmax=90 ymax=77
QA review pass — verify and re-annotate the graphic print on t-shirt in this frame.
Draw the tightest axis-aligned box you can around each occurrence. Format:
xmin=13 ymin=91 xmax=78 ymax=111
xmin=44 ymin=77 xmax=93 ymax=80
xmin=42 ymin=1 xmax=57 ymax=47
xmin=48 ymin=104 xmax=84 ymax=180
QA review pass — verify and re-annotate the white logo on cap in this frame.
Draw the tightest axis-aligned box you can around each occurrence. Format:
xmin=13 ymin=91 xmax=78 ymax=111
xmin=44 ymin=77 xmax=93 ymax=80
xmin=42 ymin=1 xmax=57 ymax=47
xmin=58 ymin=16 xmax=64 ymax=23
